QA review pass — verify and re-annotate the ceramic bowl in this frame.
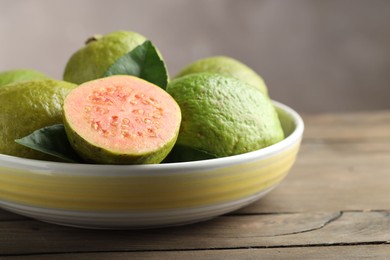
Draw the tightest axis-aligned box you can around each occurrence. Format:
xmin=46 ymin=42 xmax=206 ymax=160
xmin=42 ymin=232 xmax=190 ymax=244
xmin=0 ymin=101 xmax=304 ymax=229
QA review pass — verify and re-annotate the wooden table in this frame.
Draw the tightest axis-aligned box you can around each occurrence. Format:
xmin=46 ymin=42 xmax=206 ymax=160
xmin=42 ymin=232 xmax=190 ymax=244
xmin=1 ymin=110 xmax=390 ymax=259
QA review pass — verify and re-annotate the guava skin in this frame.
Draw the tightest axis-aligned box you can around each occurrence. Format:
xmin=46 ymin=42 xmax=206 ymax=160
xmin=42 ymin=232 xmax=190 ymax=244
xmin=0 ymin=69 xmax=49 ymax=87
xmin=64 ymin=118 xmax=179 ymax=164
xmin=63 ymin=31 xmax=148 ymax=84
xmin=0 ymin=80 xmax=77 ymax=160
xmin=166 ymin=73 xmax=284 ymax=158
xmin=175 ymin=56 xmax=269 ymax=96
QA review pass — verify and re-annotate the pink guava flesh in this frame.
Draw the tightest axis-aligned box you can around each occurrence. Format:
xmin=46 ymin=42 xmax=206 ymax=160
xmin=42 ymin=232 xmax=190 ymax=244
xmin=63 ymin=75 xmax=181 ymax=163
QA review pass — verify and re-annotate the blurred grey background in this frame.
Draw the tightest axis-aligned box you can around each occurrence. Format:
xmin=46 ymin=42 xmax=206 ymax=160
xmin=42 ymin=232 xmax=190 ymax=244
xmin=0 ymin=0 xmax=389 ymax=113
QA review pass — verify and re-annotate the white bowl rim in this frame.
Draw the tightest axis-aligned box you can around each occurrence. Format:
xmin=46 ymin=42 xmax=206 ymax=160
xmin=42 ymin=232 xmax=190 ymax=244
xmin=0 ymin=101 xmax=304 ymax=176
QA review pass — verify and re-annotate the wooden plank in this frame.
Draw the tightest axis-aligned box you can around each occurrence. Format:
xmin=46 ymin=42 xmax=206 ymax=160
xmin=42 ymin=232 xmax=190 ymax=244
xmin=1 ymin=211 xmax=390 ymax=255
xmin=2 ymin=244 xmax=390 ymax=260
xmin=302 ymin=111 xmax=390 ymax=140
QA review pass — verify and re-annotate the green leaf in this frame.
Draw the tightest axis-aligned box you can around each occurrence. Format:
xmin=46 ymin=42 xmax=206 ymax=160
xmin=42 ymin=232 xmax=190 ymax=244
xmin=163 ymin=145 xmax=217 ymax=163
xmin=15 ymin=124 xmax=82 ymax=163
xmin=104 ymin=40 xmax=168 ymax=89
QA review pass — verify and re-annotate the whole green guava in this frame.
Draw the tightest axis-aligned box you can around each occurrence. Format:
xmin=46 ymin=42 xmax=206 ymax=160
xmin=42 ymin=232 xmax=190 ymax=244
xmin=0 ymin=69 xmax=49 ymax=87
xmin=175 ymin=56 xmax=269 ymax=96
xmin=63 ymin=31 xmax=151 ymax=84
xmin=166 ymin=73 xmax=284 ymax=158
xmin=0 ymin=79 xmax=76 ymax=160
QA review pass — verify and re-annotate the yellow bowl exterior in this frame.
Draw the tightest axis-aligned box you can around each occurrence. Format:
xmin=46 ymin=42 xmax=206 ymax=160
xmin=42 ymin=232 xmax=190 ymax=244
xmin=0 ymin=101 xmax=304 ymax=229
xmin=0 ymin=143 xmax=299 ymax=211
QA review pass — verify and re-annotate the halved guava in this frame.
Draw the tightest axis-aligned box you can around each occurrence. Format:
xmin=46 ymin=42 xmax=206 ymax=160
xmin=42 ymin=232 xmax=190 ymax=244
xmin=63 ymin=75 xmax=181 ymax=164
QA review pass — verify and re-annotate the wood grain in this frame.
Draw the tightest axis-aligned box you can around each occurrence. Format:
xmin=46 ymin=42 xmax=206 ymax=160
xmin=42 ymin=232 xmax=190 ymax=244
xmin=302 ymin=111 xmax=390 ymax=140
xmin=1 ymin=110 xmax=390 ymax=258
xmin=2 ymin=245 xmax=390 ymax=260
xmin=1 ymin=211 xmax=390 ymax=255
